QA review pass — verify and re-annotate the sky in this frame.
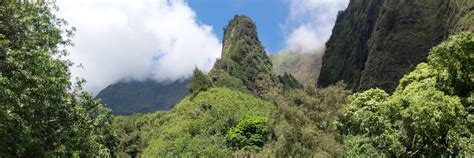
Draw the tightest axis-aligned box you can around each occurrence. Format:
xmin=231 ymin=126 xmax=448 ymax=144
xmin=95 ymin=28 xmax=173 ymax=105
xmin=56 ymin=0 xmax=349 ymax=94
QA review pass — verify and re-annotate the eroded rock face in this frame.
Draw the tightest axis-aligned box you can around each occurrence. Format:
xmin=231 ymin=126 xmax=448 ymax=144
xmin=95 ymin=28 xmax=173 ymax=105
xmin=318 ymin=0 xmax=474 ymax=93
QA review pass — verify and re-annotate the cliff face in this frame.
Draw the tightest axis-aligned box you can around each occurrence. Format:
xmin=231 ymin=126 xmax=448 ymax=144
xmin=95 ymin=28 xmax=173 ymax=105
xmin=318 ymin=0 xmax=473 ymax=93
xmin=210 ymin=15 xmax=279 ymax=97
xmin=318 ymin=0 xmax=384 ymax=90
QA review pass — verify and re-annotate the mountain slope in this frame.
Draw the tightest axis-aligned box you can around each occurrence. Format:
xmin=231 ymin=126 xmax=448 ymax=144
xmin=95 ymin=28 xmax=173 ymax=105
xmin=142 ymin=88 xmax=275 ymax=157
xmin=318 ymin=0 xmax=474 ymax=93
xmin=96 ymin=79 xmax=190 ymax=115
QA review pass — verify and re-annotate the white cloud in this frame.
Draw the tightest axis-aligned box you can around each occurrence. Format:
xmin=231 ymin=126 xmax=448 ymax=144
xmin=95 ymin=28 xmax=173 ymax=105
xmin=56 ymin=0 xmax=222 ymax=94
xmin=283 ymin=0 xmax=349 ymax=53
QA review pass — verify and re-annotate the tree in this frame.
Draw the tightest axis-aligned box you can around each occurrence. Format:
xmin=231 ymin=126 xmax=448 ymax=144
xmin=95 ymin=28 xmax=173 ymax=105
xmin=188 ymin=67 xmax=213 ymax=96
xmin=339 ymin=89 xmax=405 ymax=157
xmin=393 ymin=64 xmax=468 ymax=156
xmin=427 ymin=32 xmax=474 ymax=113
xmin=0 ymin=2 xmax=116 ymax=156
xmin=112 ymin=114 xmax=151 ymax=157
xmin=338 ymin=32 xmax=473 ymax=157
xmin=427 ymin=32 xmax=473 ymax=98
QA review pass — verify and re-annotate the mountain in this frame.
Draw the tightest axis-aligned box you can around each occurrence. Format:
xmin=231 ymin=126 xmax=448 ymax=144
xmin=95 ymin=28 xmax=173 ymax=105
xmin=112 ymin=15 xmax=351 ymax=157
xmin=271 ymin=51 xmax=323 ymax=85
xmin=209 ymin=15 xmax=280 ymax=97
xmin=96 ymin=79 xmax=190 ymax=115
xmin=318 ymin=0 xmax=474 ymax=93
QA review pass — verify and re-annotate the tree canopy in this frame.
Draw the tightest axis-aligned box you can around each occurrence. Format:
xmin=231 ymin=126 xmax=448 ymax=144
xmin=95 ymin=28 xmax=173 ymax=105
xmin=339 ymin=32 xmax=473 ymax=157
xmin=0 ymin=2 xmax=116 ymax=157
xmin=188 ymin=67 xmax=213 ymax=97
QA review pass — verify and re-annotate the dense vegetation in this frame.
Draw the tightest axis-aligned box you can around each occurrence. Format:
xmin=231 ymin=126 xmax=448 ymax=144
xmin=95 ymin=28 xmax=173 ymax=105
xmin=188 ymin=68 xmax=213 ymax=97
xmin=112 ymin=88 xmax=275 ymax=157
xmin=338 ymin=32 xmax=473 ymax=157
xmin=225 ymin=115 xmax=271 ymax=150
xmin=96 ymin=79 xmax=190 ymax=115
xmin=1 ymin=1 xmax=472 ymax=157
xmin=0 ymin=2 xmax=116 ymax=157
xmin=112 ymin=83 xmax=351 ymax=157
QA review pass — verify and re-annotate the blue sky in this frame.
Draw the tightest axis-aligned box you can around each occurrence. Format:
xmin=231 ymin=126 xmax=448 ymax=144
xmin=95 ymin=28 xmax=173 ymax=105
xmin=188 ymin=0 xmax=288 ymax=53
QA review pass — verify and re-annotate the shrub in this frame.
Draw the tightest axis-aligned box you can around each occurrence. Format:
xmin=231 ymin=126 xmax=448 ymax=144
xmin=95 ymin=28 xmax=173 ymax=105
xmin=225 ymin=115 xmax=271 ymax=150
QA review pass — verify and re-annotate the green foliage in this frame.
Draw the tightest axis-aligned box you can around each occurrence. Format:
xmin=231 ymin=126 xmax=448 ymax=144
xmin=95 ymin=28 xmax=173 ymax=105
xmin=6 ymin=1 xmax=473 ymax=157
xmin=258 ymin=83 xmax=351 ymax=157
xmin=208 ymin=68 xmax=248 ymax=92
xmin=188 ymin=67 xmax=213 ymax=97
xmin=225 ymin=115 xmax=271 ymax=150
xmin=427 ymin=32 xmax=473 ymax=98
xmin=338 ymin=33 xmax=474 ymax=157
xmin=112 ymin=112 xmax=165 ymax=157
xmin=141 ymin=88 xmax=274 ymax=157
xmin=0 ymin=1 xmax=116 ymax=157
xmin=278 ymin=73 xmax=303 ymax=89
xmin=340 ymin=89 xmax=391 ymax=136
xmin=339 ymin=89 xmax=405 ymax=157
xmin=113 ymin=83 xmax=350 ymax=157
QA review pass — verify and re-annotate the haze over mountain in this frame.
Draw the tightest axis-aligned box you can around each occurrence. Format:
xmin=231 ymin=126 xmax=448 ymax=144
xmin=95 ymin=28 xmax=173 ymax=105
xmin=271 ymin=50 xmax=323 ymax=85
xmin=95 ymin=79 xmax=190 ymax=115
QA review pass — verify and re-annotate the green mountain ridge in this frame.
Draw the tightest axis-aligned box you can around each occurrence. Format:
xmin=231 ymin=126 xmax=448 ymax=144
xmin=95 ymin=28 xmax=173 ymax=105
xmin=96 ymin=79 xmax=190 ymax=115
xmin=318 ymin=0 xmax=474 ymax=93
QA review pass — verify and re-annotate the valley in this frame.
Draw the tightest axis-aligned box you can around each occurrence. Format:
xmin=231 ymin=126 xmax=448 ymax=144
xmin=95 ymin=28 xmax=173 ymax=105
xmin=1 ymin=0 xmax=472 ymax=157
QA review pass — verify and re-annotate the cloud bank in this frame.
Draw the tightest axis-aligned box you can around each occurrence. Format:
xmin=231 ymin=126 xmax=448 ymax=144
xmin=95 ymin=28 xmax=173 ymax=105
xmin=56 ymin=0 xmax=222 ymax=94
xmin=283 ymin=0 xmax=349 ymax=53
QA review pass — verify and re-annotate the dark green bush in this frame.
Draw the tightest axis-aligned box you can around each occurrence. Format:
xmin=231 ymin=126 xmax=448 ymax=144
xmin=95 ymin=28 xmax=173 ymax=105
xmin=225 ymin=115 xmax=271 ymax=150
